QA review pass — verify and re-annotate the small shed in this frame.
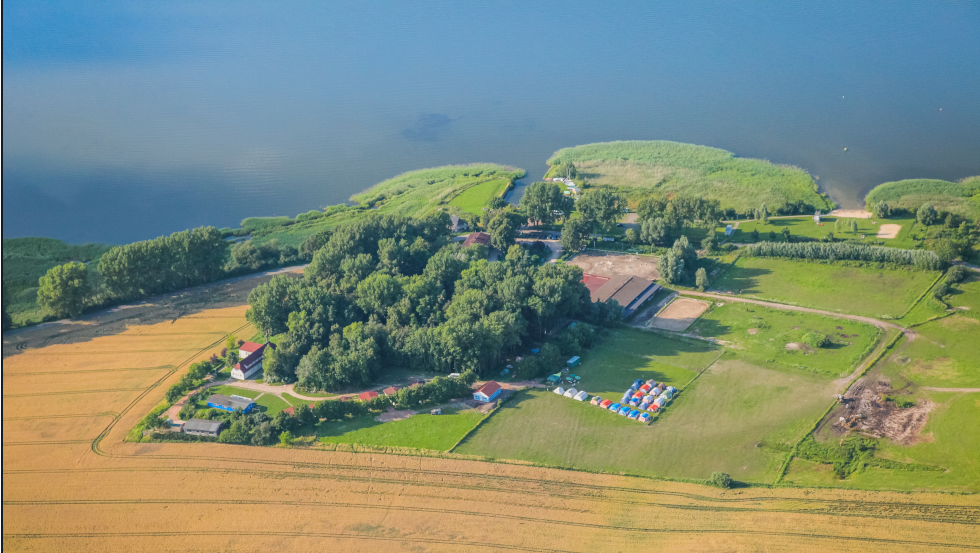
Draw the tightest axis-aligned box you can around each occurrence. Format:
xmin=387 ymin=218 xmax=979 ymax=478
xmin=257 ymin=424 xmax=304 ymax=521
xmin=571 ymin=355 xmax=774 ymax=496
xmin=725 ymin=224 xmax=734 ymax=236
xmin=814 ymin=210 xmax=822 ymax=223
xmin=573 ymin=391 xmax=589 ymax=401
xmin=182 ymin=418 xmax=223 ymax=437
xmin=567 ymin=356 xmax=581 ymax=368
xmin=553 ymin=387 xmax=565 ymax=396
xmin=473 ymin=381 xmax=502 ymax=403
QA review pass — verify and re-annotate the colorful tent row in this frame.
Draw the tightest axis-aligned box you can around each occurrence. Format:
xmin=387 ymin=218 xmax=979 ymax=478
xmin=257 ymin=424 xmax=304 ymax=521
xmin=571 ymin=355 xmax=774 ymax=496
xmin=621 ymin=379 xmax=677 ymax=412
xmin=588 ymin=395 xmax=650 ymax=423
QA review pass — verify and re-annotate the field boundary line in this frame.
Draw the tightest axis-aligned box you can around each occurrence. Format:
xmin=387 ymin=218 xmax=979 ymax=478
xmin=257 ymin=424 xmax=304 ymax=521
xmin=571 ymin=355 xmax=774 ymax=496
xmin=5 ymin=528 xmax=978 ymax=550
xmin=895 ymin=271 xmax=947 ymax=321
xmin=447 ymin=394 xmax=514 ymax=453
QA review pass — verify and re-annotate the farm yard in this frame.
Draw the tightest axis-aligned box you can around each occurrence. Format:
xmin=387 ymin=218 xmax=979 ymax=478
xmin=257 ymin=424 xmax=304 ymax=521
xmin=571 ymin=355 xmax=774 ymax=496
xmin=648 ymin=297 xmax=710 ymax=331
xmin=2 ymin=264 xmax=979 ymax=550
xmin=710 ymin=256 xmax=939 ymax=319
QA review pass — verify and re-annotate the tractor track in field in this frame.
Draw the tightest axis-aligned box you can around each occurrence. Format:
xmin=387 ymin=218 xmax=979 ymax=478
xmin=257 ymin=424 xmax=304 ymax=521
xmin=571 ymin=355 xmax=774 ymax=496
xmin=2 ymin=366 xmax=173 ymax=377
xmin=9 ymin=464 xmax=977 ymax=526
xmin=3 ymin=529 xmax=977 ymax=551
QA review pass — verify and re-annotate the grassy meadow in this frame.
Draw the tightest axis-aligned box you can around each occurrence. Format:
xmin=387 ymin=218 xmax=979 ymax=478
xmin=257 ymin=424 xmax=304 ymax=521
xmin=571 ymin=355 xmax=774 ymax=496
xmin=710 ymin=256 xmax=939 ymax=319
xmin=686 ymin=302 xmax=882 ymax=378
xmin=726 ymin=216 xmax=917 ymax=247
xmin=864 ymin=176 xmax=980 ymax=220
xmin=318 ymin=410 xmax=485 ymax=451
xmin=447 ymin=178 xmax=510 ymax=214
xmin=545 ymin=140 xmax=832 ymax=214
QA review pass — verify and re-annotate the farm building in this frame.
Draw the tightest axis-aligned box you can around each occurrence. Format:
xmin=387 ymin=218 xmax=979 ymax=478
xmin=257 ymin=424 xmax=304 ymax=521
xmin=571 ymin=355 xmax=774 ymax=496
xmin=449 ymin=214 xmax=469 ymax=232
xmin=462 ymin=232 xmax=492 ymax=248
xmin=473 ymin=381 xmax=502 ymax=403
xmin=206 ymin=394 xmax=256 ymax=414
xmin=181 ymin=419 xmax=223 ymax=437
xmin=382 ymin=386 xmax=401 ymax=397
xmin=231 ymin=341 xmax=275 ymax=380
xmin=567 ymin=356 xmax=580 ymax=368
xmin=582 ymin=274 xmax=661 ymax=316
xmin=358 ymin=390 xmax=379 ymax=401
xmin=283 ymin=404 xmax=315 ymax=416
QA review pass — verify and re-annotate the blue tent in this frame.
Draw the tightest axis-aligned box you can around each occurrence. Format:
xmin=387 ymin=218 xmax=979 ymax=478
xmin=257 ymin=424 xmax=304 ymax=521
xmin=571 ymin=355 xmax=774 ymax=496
xmin=618 ymin=406 xmax=631 ymax=416
xmin=609 ymin=403 xmax=622 ymax=411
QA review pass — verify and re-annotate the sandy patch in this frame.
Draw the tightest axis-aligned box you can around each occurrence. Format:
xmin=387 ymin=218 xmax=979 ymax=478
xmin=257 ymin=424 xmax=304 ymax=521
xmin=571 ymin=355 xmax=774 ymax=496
xmin=747 ymin=328 xmax=758 ymax=335
xmin=877 ymin=224 xmax=901 ymax=239
xmin=649 ymin=298 xmax=710 ymax=331
xmin=829 ymin=209 xmax=872 ymax=219
xmin=376 ymin=407 xmax=416 ymax=422
xmin=569 ymin=252 xmax=660 ymax=280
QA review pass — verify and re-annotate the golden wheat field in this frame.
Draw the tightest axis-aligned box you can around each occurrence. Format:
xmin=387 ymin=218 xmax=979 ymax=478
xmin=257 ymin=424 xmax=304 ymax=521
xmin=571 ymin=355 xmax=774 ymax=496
xmin=3 ymin=272 xmax=979 ymax=552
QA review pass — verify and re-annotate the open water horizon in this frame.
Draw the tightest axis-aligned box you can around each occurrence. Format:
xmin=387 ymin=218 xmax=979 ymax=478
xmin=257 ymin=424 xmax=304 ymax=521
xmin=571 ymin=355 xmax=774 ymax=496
xmin=3 ymin=1 xmax=979 ymax=244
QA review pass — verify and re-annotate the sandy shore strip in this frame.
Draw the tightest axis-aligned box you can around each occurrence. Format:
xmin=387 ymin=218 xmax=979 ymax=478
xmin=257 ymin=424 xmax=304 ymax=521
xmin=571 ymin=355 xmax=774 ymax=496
xmin=829 ymin=209 xmax=872 ymax=219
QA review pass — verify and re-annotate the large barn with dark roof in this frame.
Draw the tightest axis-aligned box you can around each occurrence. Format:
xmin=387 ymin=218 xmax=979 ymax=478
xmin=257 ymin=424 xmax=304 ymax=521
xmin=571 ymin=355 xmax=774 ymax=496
xmin=582 ymin=273 xmax=660 ymax=316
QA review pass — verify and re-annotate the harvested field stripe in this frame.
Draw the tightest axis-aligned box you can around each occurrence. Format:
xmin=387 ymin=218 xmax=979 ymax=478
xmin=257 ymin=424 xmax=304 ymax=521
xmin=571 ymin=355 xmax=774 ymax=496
xmin=3 ymin=413 xmax=117 ymax=421
xmin=3 ymin=366 xmax=173 ymax=376
xmin=10 ymin=466 xmax=976 ymax=525
xmin=3 ymin=530 xmax=977 ymax=550
xmin=16 ymin=349 xmax=208 ymax=356
xmin=3 ymin=440 xmax=92 ymax=446
xmin=4 ymin=388 xmax=149 ymax=398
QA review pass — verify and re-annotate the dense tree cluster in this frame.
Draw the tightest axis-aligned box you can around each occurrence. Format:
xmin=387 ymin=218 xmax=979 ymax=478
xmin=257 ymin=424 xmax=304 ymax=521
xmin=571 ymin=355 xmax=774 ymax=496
xmin=520 ymin=182 xmax=574 ymax=226
xmin=657 ymin=236 xmax=700 ymax=285
xmin=247 ymin=213 xmax=613 ymax=390
xmin=635 ymin=195 xmax=723 ymax=246
xmin=98 ymin=227 xmax=227 ymax=299
xmin=36 ymin=261 xmax=90 ymax=318
xmin=1 ymin=287 xmax=12 ymax=331
xmin=745 ymin=241 xmax=942 ymax=270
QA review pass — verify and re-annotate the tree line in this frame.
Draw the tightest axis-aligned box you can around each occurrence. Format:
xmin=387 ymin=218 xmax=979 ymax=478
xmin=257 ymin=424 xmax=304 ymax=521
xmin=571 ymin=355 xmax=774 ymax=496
xmin=745 ymin=241 xmax=942 ymax=270
xmin=246 ymin=213 xmax=621 ymax=391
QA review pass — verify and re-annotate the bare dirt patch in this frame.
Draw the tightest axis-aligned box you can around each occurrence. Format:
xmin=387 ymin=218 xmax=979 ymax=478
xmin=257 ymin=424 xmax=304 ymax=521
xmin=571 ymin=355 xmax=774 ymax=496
xmin=747 ymin=328 xmax=758 ymax=335
xmin=877 ymin=224 xmax=902 ymax=239
xmin=376 ymin=407 xmax=417 ymax=422
xmin=833 ymin=379 xmax=935 ymax=445
xmin=649 ymin=298 xmax=710 ymax=331
xmin=568 ymin=251 xmax=659 ymax=280
xmin=829 ymin=209 xmax=873 ymax=219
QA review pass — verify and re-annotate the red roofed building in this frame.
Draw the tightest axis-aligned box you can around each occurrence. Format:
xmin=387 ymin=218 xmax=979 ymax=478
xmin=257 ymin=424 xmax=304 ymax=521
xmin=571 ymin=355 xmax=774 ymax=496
xmin=231 ymin=342 xmax=275 ymax=380
xmin=462 ymin=232 xmax=491 ymax=248
xmin=239 ymin=341 xmax=264 ymax=359
xmin=382 ymin=386 xmax=401 ymax=397
xmin=283 ymin=404 xmax=315 ymax=416
xmin=473 ymin=381 xmax=502 ymax=403
xmin=358 ymin=390 xmax=379 ymax=401
xmin=581 ymin=273 xmax=611 ymax=295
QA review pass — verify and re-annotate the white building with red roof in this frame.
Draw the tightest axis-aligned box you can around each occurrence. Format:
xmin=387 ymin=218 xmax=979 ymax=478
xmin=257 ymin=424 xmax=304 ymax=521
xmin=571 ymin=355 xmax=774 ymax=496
xmin=473 ymin=381 xmax=502 ymax=403
xmin=231 ymin=342 xmax=274 ymax=380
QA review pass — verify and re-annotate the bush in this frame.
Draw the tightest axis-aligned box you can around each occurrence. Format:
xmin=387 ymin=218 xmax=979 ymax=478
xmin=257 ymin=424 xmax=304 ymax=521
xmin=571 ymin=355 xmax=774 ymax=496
xmin=885 ymin=395 xmax=916 ymax=408
xmin=709 ymin=471 xmax=733 ymax=489
xmin=947 ymin=265 xmax=968 ymax=283
xmin=801 ymin=331 xmax=829 ymax=348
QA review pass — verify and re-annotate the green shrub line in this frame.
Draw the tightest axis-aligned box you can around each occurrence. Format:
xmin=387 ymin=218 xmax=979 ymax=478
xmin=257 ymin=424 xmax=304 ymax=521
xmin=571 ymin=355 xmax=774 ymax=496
xmin=772 ymin=329 xmax=904 ymax=485
xmin=895 ymin=271 xmax=947 ymax=320
xmin=448 ymin=393 xmax=515 ymax=453
xmin=910 ymin=312 xmax=956 ymax=328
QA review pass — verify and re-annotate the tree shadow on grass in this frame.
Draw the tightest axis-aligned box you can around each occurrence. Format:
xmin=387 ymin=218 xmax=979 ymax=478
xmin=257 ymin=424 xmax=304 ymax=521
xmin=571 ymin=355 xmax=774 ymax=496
xmin=714 ymin=266 xmax=771 ymax=295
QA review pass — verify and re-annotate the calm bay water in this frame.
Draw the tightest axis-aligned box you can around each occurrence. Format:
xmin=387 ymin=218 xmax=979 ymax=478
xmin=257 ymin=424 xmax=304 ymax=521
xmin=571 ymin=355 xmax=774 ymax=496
xmin=3 ymin=1 xmax=979 ymax=244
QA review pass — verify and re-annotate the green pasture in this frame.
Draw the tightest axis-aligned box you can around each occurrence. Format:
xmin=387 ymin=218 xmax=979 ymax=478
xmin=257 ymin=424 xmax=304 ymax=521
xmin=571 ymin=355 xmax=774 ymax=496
xmin=253 ymin=394 xmax=291 ymax=416
xmin=786 ymin=391 xmax=980 ymax=492
xmin=205 ymin=385 xmax=261 ymax=399
xmin=709 ymin=257 xmax=939 ymax=319
xmin=318 ymin=410 xmax=485 ymax=451
xmin=447 ymin=178 xmax=510 ymax=214
xmin=725 ymin=216 xmax=917 ymax=248
xmin=686 ymin=302 xmax=882 ymax=378
xmin=456 ymin=357 xmax=837 ymax=484
xmin=881 ymin=315 xmax=980 ymax=389
xmin=545 ymin=140 xmax=832 ymax=214
xmin=865 ymin=177 xmax=980 ymax=220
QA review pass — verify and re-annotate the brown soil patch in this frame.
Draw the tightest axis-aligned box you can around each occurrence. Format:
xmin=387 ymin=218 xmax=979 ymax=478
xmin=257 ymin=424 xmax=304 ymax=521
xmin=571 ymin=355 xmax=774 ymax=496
xmin=649 ymin=298 xmax=710 ymax=331
xmin=568 ymin=252 xmax=659 ymax=280
xmin=376 ymin=407 xmax=417 ymax=422
xmin=877 ymin=224 xmax=901 ymax=239
xmin=833 ymin=379 xmax=935 ymax=445
xmin=747 ymin=328 xmax=758 ymax=335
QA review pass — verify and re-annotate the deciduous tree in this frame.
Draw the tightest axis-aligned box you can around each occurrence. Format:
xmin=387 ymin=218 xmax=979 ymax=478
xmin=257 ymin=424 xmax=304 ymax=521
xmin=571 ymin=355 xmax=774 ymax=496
xmin=37 ymin=262 xmax=90 ymax=318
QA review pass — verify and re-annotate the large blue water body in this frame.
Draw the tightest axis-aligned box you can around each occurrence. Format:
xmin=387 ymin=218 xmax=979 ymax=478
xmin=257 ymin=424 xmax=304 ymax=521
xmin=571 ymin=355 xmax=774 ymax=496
xmin=3 ymin=1 xmax=979 ymax=244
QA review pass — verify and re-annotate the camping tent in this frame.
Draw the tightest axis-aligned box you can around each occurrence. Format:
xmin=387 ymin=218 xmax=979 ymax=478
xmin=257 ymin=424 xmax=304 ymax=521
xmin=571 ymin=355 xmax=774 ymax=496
xmin=599 ymin=399 xmax=613 ymax=408
xmin=563 ymin=388 xmax=578 ymax=398
xmin=547 ymin=374 xmax=562 ymax=383
xmin=639 ymin=413 xmax=650 ymax=423
xmin=590 ymin=396 xmax=602 ymax=406
xmin=553 ymin=387 xmax=565 ymax=395
xmin=573 ymin=391 xmax=589 ymax=401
